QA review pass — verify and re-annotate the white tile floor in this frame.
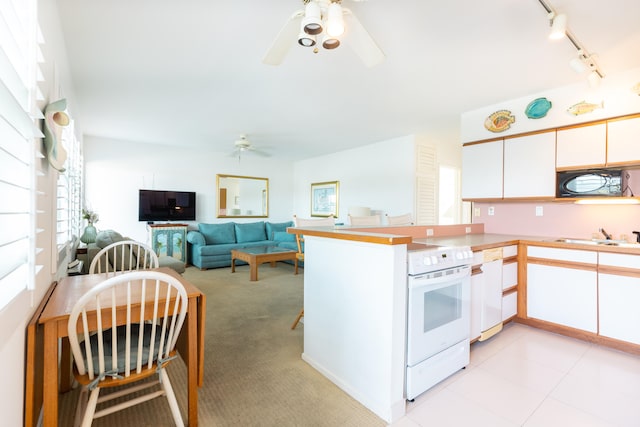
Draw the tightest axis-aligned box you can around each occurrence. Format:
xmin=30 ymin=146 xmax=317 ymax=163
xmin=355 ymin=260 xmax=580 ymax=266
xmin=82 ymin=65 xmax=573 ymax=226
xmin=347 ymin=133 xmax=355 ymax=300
xmin=391 ymin=323 xmax=640 ymax=427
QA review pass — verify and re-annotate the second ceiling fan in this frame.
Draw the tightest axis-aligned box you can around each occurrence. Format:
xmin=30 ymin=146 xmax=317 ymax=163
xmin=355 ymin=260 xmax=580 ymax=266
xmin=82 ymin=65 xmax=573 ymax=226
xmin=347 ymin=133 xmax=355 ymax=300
xmin=262 ymin=0 xmax=385 ymax=68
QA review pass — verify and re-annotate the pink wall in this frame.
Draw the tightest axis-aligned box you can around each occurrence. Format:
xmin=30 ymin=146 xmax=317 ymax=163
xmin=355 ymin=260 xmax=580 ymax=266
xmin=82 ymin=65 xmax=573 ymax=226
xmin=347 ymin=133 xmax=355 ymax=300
xmin=474 ymin=202 xmax=640 ymax=241
xmin=475 ymin=169 xmax=640 ymax=241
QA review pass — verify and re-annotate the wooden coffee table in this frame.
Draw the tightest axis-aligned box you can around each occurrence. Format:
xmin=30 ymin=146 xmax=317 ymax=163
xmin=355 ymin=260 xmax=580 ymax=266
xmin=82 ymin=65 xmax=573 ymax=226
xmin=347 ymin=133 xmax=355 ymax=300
xmin=231 ymin=246 xmax=298 ymax=281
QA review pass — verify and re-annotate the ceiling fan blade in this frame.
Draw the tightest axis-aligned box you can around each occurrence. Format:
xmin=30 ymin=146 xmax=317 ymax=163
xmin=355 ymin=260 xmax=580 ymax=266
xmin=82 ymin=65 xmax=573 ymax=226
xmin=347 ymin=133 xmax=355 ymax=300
xmin=343 ymin=8 xmax=385 ymax=68
xmin=250 ymin=149 xmax=271 ymax=158
xmin=262 ymin=10 xmax=304 ymax=66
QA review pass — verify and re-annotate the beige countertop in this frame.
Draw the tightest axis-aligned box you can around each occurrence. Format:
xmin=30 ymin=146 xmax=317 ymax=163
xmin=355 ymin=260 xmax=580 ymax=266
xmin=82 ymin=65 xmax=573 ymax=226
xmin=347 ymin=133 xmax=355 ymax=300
xmin=416 ymin=233 xmax=640 ymax=254
xmin=289 ymin=227 xmax=640 ymax=254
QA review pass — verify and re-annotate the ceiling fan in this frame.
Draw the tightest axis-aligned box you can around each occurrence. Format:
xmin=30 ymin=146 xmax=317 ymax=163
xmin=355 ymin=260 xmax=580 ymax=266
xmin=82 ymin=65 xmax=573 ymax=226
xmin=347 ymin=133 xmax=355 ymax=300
xmin=262 ymin=0 xmax=385 ymax=68
xmin=231 ymin=135 xmax=270 ymax=160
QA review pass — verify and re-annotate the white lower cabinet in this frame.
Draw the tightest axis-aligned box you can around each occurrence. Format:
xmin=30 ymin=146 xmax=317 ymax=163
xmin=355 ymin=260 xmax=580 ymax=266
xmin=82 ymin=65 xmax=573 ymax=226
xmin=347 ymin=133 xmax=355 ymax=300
xmin=527 ymin=264 xmax=597 ymax=332
xmin=598 ymin=252 xmax=640 ymax=344
xmin=599 ymin=273 xmax=640 ymax=344
xmin=502 ymin=291 xmax=517 ymax=321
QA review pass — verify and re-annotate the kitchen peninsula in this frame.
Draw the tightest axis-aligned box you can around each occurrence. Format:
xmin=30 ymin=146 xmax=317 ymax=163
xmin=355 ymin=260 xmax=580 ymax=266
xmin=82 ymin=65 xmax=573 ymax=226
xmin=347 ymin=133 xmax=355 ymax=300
xmin=288 ymin=224 xmax=640 ymax=423
xmin=287 ymin=226 xmax=411 ymax=423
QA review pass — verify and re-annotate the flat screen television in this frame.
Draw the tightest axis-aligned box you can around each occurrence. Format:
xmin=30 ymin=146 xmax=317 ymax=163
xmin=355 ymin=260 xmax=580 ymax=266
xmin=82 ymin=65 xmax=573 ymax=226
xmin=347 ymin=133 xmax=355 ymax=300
xmin=138 ymin=189 xmax=196 ymax=222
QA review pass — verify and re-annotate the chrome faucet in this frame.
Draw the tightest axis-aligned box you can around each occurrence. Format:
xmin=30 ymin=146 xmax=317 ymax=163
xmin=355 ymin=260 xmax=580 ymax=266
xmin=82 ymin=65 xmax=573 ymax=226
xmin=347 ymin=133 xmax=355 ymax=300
xmin=599 ymin=228 xmax=612 ymax=240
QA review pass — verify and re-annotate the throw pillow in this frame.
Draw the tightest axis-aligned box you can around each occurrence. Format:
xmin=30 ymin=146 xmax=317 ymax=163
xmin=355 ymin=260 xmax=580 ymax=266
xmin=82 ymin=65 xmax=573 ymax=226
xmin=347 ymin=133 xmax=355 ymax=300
xmin=95 ymin=230 xmax=124 ymax=248
xmin=272 ymin=231 xmax=295 ymax=242
xmin=198 ymin=223 xmax=236 ymax=245
xmin=235 ymin=221 xmax=267 ymax=243
xmin=265 ymin=221 xmax=294 ymax=240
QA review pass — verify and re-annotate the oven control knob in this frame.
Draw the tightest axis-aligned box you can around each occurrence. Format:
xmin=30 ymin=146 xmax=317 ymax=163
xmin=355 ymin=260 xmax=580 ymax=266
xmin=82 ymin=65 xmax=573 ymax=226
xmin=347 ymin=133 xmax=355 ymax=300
xmin=422 ymin=257 xmax=431 ymax=265
xmin=431 ymin=256 xmax=438 ymax=264
xmin=456 ymin=252 xmax=463 ymax=259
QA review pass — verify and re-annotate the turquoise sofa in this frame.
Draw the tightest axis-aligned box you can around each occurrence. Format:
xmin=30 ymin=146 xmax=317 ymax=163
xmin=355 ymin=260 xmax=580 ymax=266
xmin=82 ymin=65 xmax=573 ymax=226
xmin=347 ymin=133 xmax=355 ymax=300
xmin=186 ymin=221 xmax=297 ymax=269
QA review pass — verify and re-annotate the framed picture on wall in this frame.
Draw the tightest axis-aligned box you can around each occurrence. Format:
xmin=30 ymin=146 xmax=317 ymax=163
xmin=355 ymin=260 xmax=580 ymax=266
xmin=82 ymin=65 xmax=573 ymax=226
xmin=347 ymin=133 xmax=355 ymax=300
xmin=311 ymin=181 xmax=339 ymax=217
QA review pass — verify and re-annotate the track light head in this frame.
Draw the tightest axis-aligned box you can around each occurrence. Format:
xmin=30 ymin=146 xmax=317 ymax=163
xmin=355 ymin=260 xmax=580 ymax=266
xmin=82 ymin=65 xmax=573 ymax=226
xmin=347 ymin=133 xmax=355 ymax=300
xmin=548 ymin=12 xmax=567 ymax=40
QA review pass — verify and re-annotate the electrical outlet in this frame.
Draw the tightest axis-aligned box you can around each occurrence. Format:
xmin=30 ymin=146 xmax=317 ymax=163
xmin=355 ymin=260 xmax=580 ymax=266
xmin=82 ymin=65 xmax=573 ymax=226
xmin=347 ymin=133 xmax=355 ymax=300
xmin=426 ymin=229 xmax=434 ymax=236
xmin=488 ymin=206 xmax=495 ymax=216
xmin=535 ymin=206 xmax=543 ymax=216
xmin=474 ymin=208 xmax=480 ymax=217
xmin=465 ymin=226 xmax=471 ymax=234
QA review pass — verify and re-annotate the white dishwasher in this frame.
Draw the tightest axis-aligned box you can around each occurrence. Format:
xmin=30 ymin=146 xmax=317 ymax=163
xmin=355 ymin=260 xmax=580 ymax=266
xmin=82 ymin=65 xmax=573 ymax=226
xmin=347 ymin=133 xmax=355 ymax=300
xmin=479 ymin=247 xmax=503 ymax=341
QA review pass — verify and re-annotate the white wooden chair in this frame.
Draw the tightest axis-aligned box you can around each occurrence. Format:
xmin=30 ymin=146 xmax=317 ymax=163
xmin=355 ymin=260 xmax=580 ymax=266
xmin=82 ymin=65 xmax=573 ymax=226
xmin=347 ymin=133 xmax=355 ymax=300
xmin=67 ymin=270 xmax=188 ymax=427
xmin=290 ymin=215 xmax=335 ymax=329
xmin=89 ymin=240 xmax=159 ymax=275
xmin=348 ymin=214 xmax=381 ymax=226
xmin=385 ymin=213 xmax=414 ymax=226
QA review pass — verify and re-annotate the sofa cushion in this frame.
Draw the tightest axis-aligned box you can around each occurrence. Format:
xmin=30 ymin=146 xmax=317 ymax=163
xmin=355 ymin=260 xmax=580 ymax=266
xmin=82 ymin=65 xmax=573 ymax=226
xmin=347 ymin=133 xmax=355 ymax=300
xmin=265 ymin=221 xmax=294 ymax=240
xmin=273 ymin=231 xmax=295 ymax=243
xmin=198 ymin=223 xmax=236 ymax=245
xmin=95 ymin=230 xmax=124 ymax=249
xmin=198 ymin=243 xmax=243 ymax=256
xmin=235 ymin=222 xmax=266 ymax=243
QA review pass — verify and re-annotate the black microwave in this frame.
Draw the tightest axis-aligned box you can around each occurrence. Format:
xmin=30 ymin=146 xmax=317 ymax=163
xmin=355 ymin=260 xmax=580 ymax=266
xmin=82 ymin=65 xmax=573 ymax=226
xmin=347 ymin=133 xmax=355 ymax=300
xmin=557 ymin=169 xmax=623 ymax=198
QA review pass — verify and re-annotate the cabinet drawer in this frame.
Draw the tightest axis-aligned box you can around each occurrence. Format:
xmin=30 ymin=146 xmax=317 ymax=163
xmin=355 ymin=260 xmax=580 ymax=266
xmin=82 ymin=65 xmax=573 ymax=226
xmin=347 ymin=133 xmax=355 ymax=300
xmin=528 ymin=246 xmax=597 ymax=264
xmin=599 ymin=252 xmax=640 ymax=269
xmin=502 ymin=245 xmax=517 ymax=258
xmin=502 ymin=261 xmax=517 ymax=290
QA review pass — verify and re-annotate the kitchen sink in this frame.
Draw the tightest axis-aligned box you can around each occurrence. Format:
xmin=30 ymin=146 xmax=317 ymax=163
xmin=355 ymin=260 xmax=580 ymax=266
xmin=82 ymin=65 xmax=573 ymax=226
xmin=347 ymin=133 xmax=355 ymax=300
xmin=550 ymin=238 xmax=640 ymax=248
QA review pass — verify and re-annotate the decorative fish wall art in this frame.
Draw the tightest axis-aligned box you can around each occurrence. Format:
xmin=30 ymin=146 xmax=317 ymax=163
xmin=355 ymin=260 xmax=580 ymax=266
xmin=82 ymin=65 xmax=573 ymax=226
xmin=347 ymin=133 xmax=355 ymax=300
xmin=525 ymin=97 xmax=552 ymax=119
xmin=567 ymin=100 xmax=604 ymax=116
xmin=484 ymin=110 xmax=516 ymax=132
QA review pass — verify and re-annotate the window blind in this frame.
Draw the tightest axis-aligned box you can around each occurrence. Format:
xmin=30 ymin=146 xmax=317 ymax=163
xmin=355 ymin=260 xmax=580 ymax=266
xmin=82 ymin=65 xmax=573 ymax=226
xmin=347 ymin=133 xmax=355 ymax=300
xmin=0 ymin=0 xmax=43 ymax=308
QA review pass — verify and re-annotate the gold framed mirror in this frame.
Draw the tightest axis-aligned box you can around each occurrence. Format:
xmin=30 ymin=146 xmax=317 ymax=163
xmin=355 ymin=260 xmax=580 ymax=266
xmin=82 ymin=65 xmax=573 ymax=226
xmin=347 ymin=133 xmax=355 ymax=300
xmin=216 ymin=174 xmax=269 ymax=218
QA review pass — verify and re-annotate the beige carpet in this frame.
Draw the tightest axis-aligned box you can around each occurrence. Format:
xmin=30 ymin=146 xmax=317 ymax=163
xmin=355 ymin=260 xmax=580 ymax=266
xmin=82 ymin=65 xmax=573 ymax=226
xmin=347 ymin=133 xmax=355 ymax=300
xmin=58 ymin=263 xmax=386 ymax=426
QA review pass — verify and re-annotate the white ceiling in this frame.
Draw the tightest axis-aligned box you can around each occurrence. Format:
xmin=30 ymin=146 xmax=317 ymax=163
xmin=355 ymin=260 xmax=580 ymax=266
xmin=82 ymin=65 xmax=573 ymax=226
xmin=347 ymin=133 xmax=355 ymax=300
xmin=55 ymin=0 xmax=640 ymax=161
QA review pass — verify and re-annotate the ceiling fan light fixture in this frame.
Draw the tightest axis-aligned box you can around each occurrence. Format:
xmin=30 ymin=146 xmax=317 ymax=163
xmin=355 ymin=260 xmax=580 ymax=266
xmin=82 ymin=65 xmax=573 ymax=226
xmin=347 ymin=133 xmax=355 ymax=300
xmin=298 ymin=30 xmax=316 ymax=47
xmin=322 ymin=35 xmax=340 ymax=50
xmin=302 ymin=1 xmax=323 ymax=35
xmin=326 ymin=2 xmax=345 ymax=37
xmin=548 ymin=12 xmax=567 ymax=40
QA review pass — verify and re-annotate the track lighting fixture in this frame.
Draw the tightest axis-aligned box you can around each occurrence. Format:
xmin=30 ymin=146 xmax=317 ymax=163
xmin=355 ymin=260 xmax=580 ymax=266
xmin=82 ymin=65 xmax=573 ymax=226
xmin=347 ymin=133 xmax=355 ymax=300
xmin=548 ymin=12 xmax=567 ymax=40
xmin=538 ymin=0 xmax=605 ymax=85
xmin=569 ymin=50 xmax=588 ymax=73
xmin=587 ymin=70 xmax=601 ymax=88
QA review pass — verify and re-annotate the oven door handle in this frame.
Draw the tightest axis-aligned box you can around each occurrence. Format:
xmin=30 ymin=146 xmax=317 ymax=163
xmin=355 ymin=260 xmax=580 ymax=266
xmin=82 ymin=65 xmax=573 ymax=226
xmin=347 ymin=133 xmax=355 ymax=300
xmin=408 ymin=265 xmax=470 ymax=289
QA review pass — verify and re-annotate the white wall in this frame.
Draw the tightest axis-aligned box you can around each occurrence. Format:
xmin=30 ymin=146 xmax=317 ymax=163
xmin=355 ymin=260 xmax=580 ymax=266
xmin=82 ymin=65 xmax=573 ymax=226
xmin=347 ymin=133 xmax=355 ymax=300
xmin=292 ymin=136 xmax=416 ymax=221
xmin=461 ymin=67 xmax=640 ymax=143
xmin=84 ymin=136 xmax=296 ymax=242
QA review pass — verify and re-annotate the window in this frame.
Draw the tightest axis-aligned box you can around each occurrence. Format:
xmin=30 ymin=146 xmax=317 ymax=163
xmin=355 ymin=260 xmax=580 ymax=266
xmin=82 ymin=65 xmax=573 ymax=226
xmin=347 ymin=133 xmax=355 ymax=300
xmin=438 ymin=165 xmax=472 ymax=225
xmin=56 ymin=119 xmax=82 ymax=251
xmin=0 ymin=0 xmax=42 ymax=308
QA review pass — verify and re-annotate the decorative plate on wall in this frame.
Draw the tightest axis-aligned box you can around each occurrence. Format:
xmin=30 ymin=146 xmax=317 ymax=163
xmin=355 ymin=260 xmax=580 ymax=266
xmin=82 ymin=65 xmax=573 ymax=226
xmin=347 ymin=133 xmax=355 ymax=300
xmin=484 ymin=110 xmax=515 ymax=132
xmin=525 ymin=97 xmax=552 ymax=119
xmin=567 ymin=100 xmax=604 ymax=116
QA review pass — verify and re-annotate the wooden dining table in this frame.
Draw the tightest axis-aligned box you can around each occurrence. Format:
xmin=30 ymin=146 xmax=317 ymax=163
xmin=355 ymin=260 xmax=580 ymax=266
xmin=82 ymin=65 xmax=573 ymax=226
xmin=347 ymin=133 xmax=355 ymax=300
xmin=34 ymin=267 xmax=206 ymax=426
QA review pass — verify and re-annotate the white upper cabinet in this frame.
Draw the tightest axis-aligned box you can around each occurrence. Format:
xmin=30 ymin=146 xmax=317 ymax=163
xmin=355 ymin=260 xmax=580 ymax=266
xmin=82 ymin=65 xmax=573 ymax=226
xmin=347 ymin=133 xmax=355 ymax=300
xmin=462 ymin=140 xmax=503 ymax=199
xmin=503 ymin=132 xmax=556 ymax=198
xmin=607 ymin=116 xmax=640 ymax=166
xmin=556 ymin=123 xmax=606 ymax=169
